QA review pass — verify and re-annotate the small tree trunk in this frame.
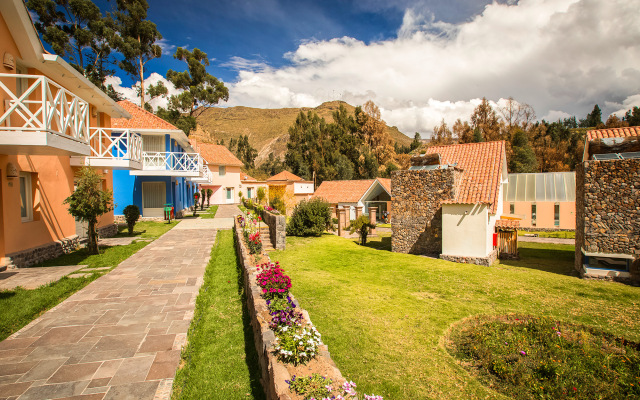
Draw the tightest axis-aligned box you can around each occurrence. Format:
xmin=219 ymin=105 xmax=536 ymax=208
xmin=88 ymin=219 xmax=99 ymax=255
xmin=127 ymin=222 xmax=134 ymax=235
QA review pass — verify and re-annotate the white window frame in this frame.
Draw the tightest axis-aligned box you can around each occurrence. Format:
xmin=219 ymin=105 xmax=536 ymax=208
xmin=19 ymin=172 xmax=33 ymax=222
xmin=219 ymin=165 xmax=226 ymax=176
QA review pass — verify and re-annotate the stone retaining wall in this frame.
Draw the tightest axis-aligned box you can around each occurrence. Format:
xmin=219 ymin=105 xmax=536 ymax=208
xmin=575 ymin=159 xmax=640 ymax=281
xmin=260 ymin=209 xmax=286 ymax=250
xmin=97 ymin=223 xmax=118 ymax=238
xmin=4 ymin=235 xmax=80 ymax=269
xmin=441 ymin=249 xmax=498 ymax=267
xmin=391 ymin=168 xmax=460 ymax=255
xmin=233 ymin=219 xmax=344 ymax=400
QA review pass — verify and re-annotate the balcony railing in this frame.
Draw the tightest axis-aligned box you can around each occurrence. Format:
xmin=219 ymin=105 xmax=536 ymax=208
xmin=0 ymin=73 xmax=89 ymax=142
xmin=88 ymin=128 xmax=142 ymax=161
xmin=191 ymin=164 xmax=213 ymax=184
xmin=142 ymin=151 xmax=203 ymax=173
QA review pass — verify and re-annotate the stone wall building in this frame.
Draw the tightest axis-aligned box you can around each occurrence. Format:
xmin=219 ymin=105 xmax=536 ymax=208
xmin=575 ymin=127 xmax=640 ymax=282
xmin=391 ymin=141 xmax=508 ymax=266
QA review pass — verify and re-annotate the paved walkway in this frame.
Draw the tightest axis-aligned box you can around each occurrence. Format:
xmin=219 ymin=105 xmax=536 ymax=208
xmin=193 ymin=204 xmax=240 ymax=230
xmin=0 ymin=222 xmax=217 ymax=400
xmin=0 ymin=266 xmax=86 ymax=291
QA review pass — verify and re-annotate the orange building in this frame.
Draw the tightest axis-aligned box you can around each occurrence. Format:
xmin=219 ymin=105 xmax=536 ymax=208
xmin=0 ymin=0 xmax=130 ymax=268
xmin=502 ymin=172 xmax=576 ymax=230
xmin=266 ymin=171 xmax=314 ymax=214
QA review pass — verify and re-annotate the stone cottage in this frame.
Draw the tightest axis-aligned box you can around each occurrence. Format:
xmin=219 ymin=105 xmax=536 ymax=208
xmin=575 ymin=126 xmax=640 ymax=282
xmin=391 ymin=141 xmax=508 ymax=266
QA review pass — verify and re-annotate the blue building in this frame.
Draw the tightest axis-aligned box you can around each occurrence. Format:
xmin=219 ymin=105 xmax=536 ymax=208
xmin=112 ymin=101 xmax=211 ymax=218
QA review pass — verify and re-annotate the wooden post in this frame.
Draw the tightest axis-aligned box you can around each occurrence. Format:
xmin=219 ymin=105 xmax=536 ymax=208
xmin=369 ymin=207 xmax=377 ymax=235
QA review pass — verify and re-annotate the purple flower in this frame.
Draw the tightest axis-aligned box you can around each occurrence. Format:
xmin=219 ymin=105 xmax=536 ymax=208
xmin=520 ymin=351 xmax=526 ymax=356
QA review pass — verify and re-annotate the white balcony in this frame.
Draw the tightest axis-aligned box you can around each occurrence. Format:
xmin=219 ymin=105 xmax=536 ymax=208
xmin=70 ymin=128 xmax=143 ymax=169
xmin=0 ymin=73 xmax=90 ymax=155
xmin=190 ymin=164 xmax=214 ymax=184
xmin=130 ymin=151 xmax=203 ymax=177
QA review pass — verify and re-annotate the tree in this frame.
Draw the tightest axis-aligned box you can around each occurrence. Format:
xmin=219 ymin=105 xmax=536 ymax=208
xmin=453 ymin=119 xmax=473 ymax=143
xmin=123 ymin=205 xmax=140 ymax=235
xmin=112 ymin=0 xmax=162 ymax=109
xmin=142 ymin=80 xmax=168 ymax=112
xmin=623 ymin=106 xmax=640 ymax=126
xmin=64 ymin=167 xmax=113 ymax=254
xmin=286 ymin=198 xmax=332 ymax=237
xmin=27 ymin=0 xmax=120 ymax=97
xmin=206 ymin=188 xmax=213 ymax=207
xmin=236 ymin=135 xmax=258 ymax=169
xmin=605 ymin=114 xmax=628 ymax=128
xmin=349 ymin=215 xmax=376 ymax=246
xmin=357 ymin=101 xmax=395 ymax=167
xmin=579 ymin=104 xmax=603 ymax=128
xmin=256 ymin=187 xmax=266 ymax=205
xmin=165 ymin=47 xmax=229 ymax=120
xmin=509 ymin=129 xmax=537 ymax=173
xmin=431 ymin=119 xmax=454 ymax=146
xmin=470 ymin=98 xmax=501 ymax=142
xmin=472 ymin=127 xmax=484 ymax=143
xmin=410 ymin=132 xmax=421 ymax=151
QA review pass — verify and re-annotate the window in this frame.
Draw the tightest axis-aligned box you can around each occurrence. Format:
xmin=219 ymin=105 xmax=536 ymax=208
xmin=19 ymin=172 xmax=33 ymax=222
xmin=554 ymin=203 xmax=560 ymax=226
xmin=247 ymin=187 xmax=253 ymax=198
xmin=531 ymin=204 xmax=537 ymax=226
xmin=509 ymin=202 xmax=515 ymax=214
xmin=586 ymin=255 xmax=630 ymax=272
xmin=219 ymin=166 xmax=226 ymax=176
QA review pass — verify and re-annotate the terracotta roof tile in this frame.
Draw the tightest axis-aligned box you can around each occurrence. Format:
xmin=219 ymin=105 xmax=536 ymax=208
xmin=586 ymin=126 xmax=640 ymax=141
xmin=241 ymin=173 xmax=257 ymax=181
xmin=313 ymin=180 xmax=375 ymax=203
xmin=378 ymin=178 xmax=391 ymax=193
xmin=197 ymin=143 xmax=244 ymax=167
xmin=112 ymin=100 xmax=180 ymax=131
xmin=423 ymin=141 xmax=505 ymax=214
xmin=495 ymin=219 xmax=520 ymax=229
xmin=267 ymin=170 xmax=304 ymax=182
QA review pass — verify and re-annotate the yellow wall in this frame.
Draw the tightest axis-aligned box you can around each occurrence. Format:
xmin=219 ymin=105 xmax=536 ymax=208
xmin=504 ymin=200 xmax=575 ymax=229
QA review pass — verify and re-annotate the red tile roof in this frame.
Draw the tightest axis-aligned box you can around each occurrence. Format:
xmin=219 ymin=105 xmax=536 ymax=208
xmin=313 ymin=178 xmax=391 ymax=204
xmin=495 ymin=219 xmax=520 ymax=229
xmin=267 ymin=170 xmax=304 ymax=182
xmin=424 ymin=141 xmax=505 ymax=214
xmin=112 ymin=100 xmax=180 ymax=131
xmin=197 ymin=143 xmax=244 ymax=167
xmin=586 ymin=126 xmax=640 ymax=141
xmin=241 ymin=173 xmax=257 ymax=181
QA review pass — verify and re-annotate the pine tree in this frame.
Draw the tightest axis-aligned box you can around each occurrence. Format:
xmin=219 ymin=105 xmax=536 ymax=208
xmin=509 ymin=129 xmax=537 ymax=173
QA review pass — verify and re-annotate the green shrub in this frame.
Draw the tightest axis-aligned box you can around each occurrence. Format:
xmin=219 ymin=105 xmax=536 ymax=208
xmin=286 ymin=198 xmax=332 ymax=237
xmin=123 ymin=205 xmax=140 ymax=236
xmin=270 ymin=196 xmax=286 ymax=215
xmin=349 ymin=215 xmax=376 ymax=245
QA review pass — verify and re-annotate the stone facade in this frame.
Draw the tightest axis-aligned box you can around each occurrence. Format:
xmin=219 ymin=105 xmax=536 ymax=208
xmin=260 ymin=209 xmax=286 ymax=250
xmin=391 ymin=168 xmax=460 ymax=255
xmin=575 ymin=159 xmax=640 ymax=281
xmin=233 ymin=220 xmax=344 ymax=400
xmin=4 ymin=235 xmax=80 ymax=269
xmin=441 ymin=249 xmax=498 ymax=267
xmin=96 ymin=223 xmax=118 ymax=238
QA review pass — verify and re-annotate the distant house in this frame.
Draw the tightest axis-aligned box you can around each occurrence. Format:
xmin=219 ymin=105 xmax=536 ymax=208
xmin=575 ymin=127 xmax=640 ymax=282
xmin=196 ymin=142 xmax=243 ymax=204
xmin=313 ymin=178 xmax=391 ymax=221
xmin=240 ymin=172 xmax=268 ymax=201
xmin=112 ymin=101 xmax=207 ymax=218
xmin=391 ymin=141 xmax=508 ymax=266
xmin=503 ymin=172 xmax=576 ymax=230
xmin=266 ymin=170 xmax=314 ymax=213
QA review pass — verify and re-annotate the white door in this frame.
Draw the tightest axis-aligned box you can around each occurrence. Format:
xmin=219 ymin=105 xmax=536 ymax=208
xmin=142 ymin=182 xmax=166 ymax=217
xmin=143 ymin=136 xmax=165 ymax=168
xmin=226 ymin=188 xmax=234 ymax=204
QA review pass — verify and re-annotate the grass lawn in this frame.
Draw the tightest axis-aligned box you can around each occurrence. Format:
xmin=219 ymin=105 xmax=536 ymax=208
xmin=518 ymin=230 xmax=575 ymax=239
xmin=199 ymin=205 xmax=219 ymax=219
xmin=172 ymin=230 xmax=264 ymax=400
xmin=269 ymin=234 xmax=640 ymax=400
xmin=116 ymin=220 xmax=179 ymax=239
xmin=0 ymin=221 xmax=177 ymax=341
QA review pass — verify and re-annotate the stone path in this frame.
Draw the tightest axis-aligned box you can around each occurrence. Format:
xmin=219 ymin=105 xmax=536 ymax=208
xmin=193 ymin=204 xmax=240 ymax=230
xmin=0 ymin=266 xmax=87 ymax=291
xmin=0 ymin=221 xmax=217 ymax=400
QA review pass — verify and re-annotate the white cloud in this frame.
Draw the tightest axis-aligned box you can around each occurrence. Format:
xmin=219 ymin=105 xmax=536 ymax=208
xmin=155 ymin=38 xmax=176 ymax=56
xmin=224 ymin=0 xmax=640 ymax=136
xmin=221 ymin=56 xmax=271 ymax=73
xmin=607 ymin=94 xmax=640 ymax=119
xmin=105 ymin=73 xmax=182 ymax=110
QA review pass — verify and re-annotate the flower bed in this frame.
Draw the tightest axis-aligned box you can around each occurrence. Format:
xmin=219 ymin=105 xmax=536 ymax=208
xmin=446 ymin=314 xmax=640 ymax=400
xmin=233 ymin=219 xmax=382 ymax=400
xmin=238 ymin=212 xmax=263 ymax=255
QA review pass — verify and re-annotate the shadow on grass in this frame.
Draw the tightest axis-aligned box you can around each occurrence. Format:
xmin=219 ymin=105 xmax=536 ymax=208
xmin=362 ymin=235 xmax=392 ymax=252
xmin=234 ymin=234 xmax=266 ymax=400
xmin=32 ymin=246 xmax=115 ymax=268
xmin=500 ymin=243 xmax=577 ymax=277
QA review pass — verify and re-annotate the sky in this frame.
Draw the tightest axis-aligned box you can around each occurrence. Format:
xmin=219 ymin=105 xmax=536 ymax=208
xmin=97 ymin=0 xmax=640 ymax=137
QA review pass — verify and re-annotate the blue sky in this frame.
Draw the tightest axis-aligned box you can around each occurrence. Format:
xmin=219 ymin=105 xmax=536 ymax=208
xmin=91 ymin=0 xmax=640 ymax=136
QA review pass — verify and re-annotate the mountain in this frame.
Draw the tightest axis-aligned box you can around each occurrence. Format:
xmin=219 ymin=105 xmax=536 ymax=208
xmin=191 ymin=101 xmax=413 ymax=165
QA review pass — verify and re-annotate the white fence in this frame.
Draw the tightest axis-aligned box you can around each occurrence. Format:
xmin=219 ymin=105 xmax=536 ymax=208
xmin=142 ymin=151 xmax=203 ymax=172
xmin=0 ymin=73 xmax=89 ymax=142
xmin=88 ymin=128 xmax=143 ymax=162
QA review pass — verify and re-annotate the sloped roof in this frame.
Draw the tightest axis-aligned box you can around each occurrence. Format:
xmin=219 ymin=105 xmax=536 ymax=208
xmin=197 ymin=143 xmax=244 ymax=167
xmin=495 ymin=219 xmax=519 ymax=229
xmin=586 ymin=126 xmax=640 ymax=141
xmin=112 ymin=100 xmax=181 ymax=131
xmin=241 ymin=173 xmax=256 ymax=181
xmin=378 ymin=178 xmax=391 ymax=194
xmin=424 ymin=141 xmax=506 ymax=214
xmin=313 ymin=180 xmax=375 ymax=203
xmin=267 ymin=170 xmax=304 ymax=182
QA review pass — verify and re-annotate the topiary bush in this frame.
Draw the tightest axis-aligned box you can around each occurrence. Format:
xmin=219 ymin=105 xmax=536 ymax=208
xmin=349 ymin=215 xmax=376 ymax=245
xmin=123 ymin=205 xmax=140 ymax=236
xmin=286 ymin=198 xmax=332 ymax=237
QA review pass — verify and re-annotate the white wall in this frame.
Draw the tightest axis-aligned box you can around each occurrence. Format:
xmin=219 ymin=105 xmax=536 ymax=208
xmin=294 ymin=182 xmax=314 ymax=194
xmin=338 ymin=203 xmax=357 ymax=220
xmin=207 ymin=165 xmax=242 ymax=204
xmin=442 ymin=203 xmax=491 ymax=258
